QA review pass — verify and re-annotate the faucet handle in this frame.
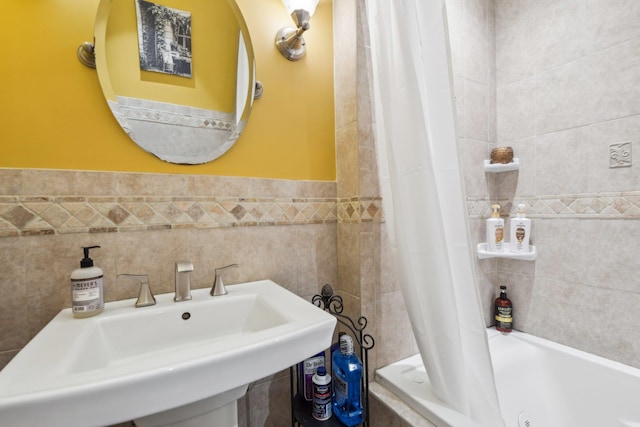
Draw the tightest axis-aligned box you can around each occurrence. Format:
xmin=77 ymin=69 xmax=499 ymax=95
xmin=117 ymin=274 xmax=156 ymax=308
xmin=174 ymin=261 xmax=194 ymax=302
xmin=210 ymin=264 xmax=239 ymax=296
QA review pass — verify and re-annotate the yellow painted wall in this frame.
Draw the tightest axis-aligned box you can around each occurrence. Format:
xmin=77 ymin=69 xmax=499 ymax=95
xmin=0 ymin=0 xmax=335 ymax=180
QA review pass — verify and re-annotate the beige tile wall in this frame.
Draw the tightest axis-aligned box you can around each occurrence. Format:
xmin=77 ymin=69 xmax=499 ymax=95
xmin=492 ymin=0 xmax=640 ymax=369
xmin=0 ymin=166 xmax=390 ymax=426
xmin=333 ymin=0 xmax=418 ymax=386
xmin=0 ymin=169 xmax=346 ymax=426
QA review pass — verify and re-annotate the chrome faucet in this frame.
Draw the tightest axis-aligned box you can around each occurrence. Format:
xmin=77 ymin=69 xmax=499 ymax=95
xmin=174 ymin=261 xmax=194 ymax=302
xmin=210 ymin=264 xmax=239 ymax=296
xmin=117 ymin=274 xmax=156 ymax=308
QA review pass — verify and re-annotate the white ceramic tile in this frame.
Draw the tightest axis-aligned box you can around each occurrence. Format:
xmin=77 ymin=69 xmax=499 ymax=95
xmin=461 ymin=0 xmax=490 ymax=84
xmin=587 ymin=0 xmax=640 ymax=54
xmin=535 ymin=127 xmax=590 ymax=195
xmin=463 ymin=80 xmax=490 ymax=142
xmin=497 ymin=78 xmax=536 ymax=142
xmin=587 ymin=38 xmax=640 ymax=123
xmin=534 ymin=218 xmax=590 ymax=284
xmin=495 ymin=0 xmax=539 ymax=87
xmin=452 ymin=75 xmax=466 ymax=137
xmin=582 ymin=219 xmax=640 ymax=294
xmin=488 ymin=82 xmax=497 ymax=144
xmin=526 ymin=277 xmax=640 ymax=368
xmin=376 ymin=290 xmax=419 ymax=368
xmin=459 ymin=138 xmax=491 ymax=198
xmin=535 ymin=59 xmax=590 ymax=135
xmin=495 ymin=0 xmax=541 ymax=28
xmin=535 ymin=0 xmax=588 ymax=73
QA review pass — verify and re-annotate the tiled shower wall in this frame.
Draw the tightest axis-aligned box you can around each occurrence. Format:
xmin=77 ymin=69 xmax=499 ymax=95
xmin=365 ymin=1 xmax=640 ymax=421
xmin=447 ymin=0 xmax=640 ymax=370
xmin=364 ymin=0 xmax=640 ymax=393
xmin=488 ymin=0 xmax=640 ymax=369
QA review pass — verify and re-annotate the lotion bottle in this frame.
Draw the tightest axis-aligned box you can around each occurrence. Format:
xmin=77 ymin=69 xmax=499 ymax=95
xmin=70 ymin=245 xmax=104 ymax=318
xmin=509 ymin=203 xmax=531 ymax=253
xmin=486 ymin=204 xmax=505 ymax=252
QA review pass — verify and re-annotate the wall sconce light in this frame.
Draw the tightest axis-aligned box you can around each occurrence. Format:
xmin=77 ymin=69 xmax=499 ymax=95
xmin=275 ymin=0 xmax=320 ymax=61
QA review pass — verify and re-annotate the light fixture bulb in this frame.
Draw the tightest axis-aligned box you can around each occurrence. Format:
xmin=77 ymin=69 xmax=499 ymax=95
xmin=281 ymin=0 xmax=319 ymax=17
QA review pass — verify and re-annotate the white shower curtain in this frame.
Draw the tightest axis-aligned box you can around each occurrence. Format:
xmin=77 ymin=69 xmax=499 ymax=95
xmin=366 ymin=0 xmax=505 ymax=425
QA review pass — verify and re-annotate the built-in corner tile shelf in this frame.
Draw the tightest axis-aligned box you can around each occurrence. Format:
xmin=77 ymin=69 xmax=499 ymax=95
xmin=477 ymin=243 xmax=536 ymax=261
xmin=484 ymin=158 xmax=520 ymax=172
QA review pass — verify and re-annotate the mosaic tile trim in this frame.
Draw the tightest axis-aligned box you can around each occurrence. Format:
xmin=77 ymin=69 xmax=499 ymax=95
xmin=337 ymin=197 xmax=384 ymax=223
xmin=467 ymin=191 xmax=640 ymax=219
xmin=0 ymin=196 xmax=338 ymax=238
xmin=5 ymin=190 xmax=634 ymax=237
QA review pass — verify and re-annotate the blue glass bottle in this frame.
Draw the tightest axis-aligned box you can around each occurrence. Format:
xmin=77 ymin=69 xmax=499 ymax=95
xmin=332 ymin=335 xmax=364 ymax=426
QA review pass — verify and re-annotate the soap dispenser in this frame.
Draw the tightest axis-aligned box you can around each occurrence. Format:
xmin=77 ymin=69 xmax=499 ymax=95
xmin=486 ymin=204 xmax=505 ymax=252
xmin=70 ymin=245 xmax=104 ymax=318
xmin=509 ymin=203 xmax=531 ymax=253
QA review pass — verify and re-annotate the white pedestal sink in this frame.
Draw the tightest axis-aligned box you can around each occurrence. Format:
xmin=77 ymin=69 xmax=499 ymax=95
xmin=133 ymin=385 xmax=247 ymax=427
xmin=0 ymin=280 xmax=336 ymax=427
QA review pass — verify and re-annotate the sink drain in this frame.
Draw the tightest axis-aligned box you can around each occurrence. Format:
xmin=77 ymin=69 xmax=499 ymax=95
xmin=518 ymin=411 xmax=532 ymax=427
xmin=181 ymin=312 xmax=191 ymax=320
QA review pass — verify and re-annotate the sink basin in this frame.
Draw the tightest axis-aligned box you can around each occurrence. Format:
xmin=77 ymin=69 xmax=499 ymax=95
xmin=0 ymin=280 xmax=336 ymax=426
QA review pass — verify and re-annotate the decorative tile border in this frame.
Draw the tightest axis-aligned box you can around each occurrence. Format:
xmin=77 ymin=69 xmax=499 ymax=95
xmin=0 ymin=194 xmax=388 ymax=237
xmin=337 ymin=197 xmax=384 ymax=223
xmin=467 ymin=191 xmax=640 ymax=219
xmin=0 ymin=196 xmax=339 ymax=238
xmin=5 ymin=189 xmax=636 ymax=237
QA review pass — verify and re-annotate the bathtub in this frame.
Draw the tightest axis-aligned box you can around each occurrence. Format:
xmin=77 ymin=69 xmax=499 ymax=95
xmin=375 ymin=327 xmax=640 ymax=427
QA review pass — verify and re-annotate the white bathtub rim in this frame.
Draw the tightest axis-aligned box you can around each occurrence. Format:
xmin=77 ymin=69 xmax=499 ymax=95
xmin=375 ymin=353 xmax=479 ymax=427
xmin=487 ymin=327 xmax=640 ymax=378
xmin=377 ymin=327 xmax=640 ymax=427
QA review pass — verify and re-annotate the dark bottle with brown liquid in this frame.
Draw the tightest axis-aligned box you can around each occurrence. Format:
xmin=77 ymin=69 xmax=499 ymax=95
xmin=494 ymin=285 xmax=513 ymax=333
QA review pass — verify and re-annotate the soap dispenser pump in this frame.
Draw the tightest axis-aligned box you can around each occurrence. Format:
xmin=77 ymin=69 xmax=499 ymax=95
xmin=486 ymin=204 xmax=505 ymax=252
xmin=70 ymin=245 xmax=104 ymax=318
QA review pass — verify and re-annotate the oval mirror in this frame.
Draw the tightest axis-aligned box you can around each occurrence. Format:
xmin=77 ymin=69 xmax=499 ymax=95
xmin=94 ymin=0 xmax=256 ymax=164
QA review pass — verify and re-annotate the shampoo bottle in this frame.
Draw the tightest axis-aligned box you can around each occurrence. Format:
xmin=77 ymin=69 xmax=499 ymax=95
xmin=70 ymin=245 xmax=104 ymax=318
xmin=486 ymin=204 xmax=505 ymax=252
xmin=509 ymin=203 xmax=531 ymax=253
xmin=494 ymin=285 xmax=513 ymax=333
xmin=332 ymin=335 xmax=364 ymax=426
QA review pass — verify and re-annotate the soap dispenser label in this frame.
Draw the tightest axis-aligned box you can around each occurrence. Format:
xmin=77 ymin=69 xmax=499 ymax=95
xmin=495 ymin=306 xmax=512 ymax=329
xmin=71 ymin=276 xmax=103 ymax=311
